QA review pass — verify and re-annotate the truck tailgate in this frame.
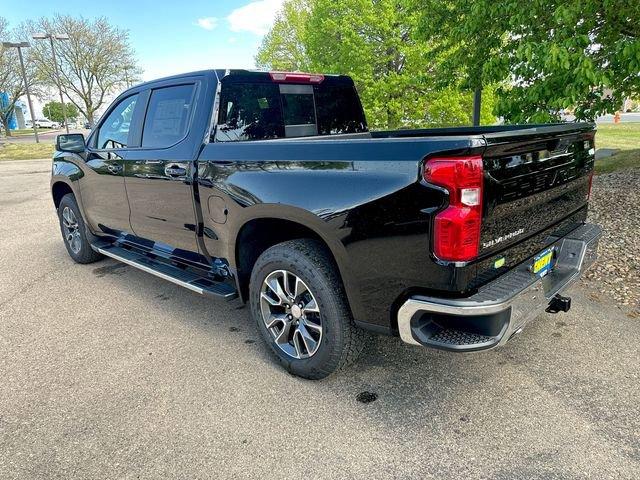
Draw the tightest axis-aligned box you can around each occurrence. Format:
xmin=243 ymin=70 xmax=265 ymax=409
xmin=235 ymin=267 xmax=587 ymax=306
xmin=477 ymin=124 xmax=596 ymax=277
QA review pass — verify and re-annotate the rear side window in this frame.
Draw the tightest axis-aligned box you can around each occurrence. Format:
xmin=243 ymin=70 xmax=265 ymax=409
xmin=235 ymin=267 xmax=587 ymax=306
xmin=142 ymin=84 xmax=195 ymax=148
xmin=215 ymin=83 xmax=284 ymax=142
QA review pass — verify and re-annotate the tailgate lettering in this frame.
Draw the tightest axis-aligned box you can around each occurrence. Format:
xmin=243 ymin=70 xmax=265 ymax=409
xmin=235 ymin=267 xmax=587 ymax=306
xmin=482 ymin=228 xmax=525 ymax=249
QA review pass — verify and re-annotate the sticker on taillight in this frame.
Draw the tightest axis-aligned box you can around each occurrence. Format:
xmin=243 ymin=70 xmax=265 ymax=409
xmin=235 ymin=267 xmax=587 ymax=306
xmin=461 ymin=187 xmax=481 ymax=206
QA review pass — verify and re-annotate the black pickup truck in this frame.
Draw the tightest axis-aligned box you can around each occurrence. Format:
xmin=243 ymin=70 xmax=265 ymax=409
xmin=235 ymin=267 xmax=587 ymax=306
xmin=51 ymin=69 xmax=601 ymax=379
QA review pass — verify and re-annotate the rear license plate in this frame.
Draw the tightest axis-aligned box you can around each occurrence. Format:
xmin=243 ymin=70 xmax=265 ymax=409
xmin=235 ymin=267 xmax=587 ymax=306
xmin=532 ymin=248 xmax=555 ymax=277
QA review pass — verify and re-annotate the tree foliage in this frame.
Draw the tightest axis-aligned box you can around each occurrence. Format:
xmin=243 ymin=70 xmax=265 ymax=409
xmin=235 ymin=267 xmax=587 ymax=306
xmin=419 ymin=0 xmax=640 ymax=122
xmin=256 ymin=0 xmax=311 ymax=71
xmin=24 ymin=15 xmax=142 ymax=126
xmin=256 ymin=0 xmax=496 ymax=129
xmin=0 ymin=17 xmax=39 ymax=136
xmin=42 ymin=100 xmax=79 ymax=123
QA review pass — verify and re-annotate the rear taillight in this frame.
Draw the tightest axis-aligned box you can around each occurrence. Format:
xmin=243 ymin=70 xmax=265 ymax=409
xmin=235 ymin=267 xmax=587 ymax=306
xmin=424 ymin=156 xmax=484 ymax=262
xmin=269 ymin=71 xmax=325 ymax=83
xmin=587 ymin=171 xmax=594 ymax=200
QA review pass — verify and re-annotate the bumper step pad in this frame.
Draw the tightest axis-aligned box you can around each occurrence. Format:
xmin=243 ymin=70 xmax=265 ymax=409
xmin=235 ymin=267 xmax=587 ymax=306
xmin=429 ymin=329 xmax=494 ymax=346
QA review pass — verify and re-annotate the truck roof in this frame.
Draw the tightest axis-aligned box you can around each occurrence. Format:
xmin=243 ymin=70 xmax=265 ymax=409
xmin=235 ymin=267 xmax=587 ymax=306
xmin=133 ymin=69 xmax=356 ymax=90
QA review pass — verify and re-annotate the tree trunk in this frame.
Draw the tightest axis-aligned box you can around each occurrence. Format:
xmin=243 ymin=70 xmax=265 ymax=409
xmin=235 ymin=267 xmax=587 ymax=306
xmin=1 ymin=117 xmax=12 ymax=137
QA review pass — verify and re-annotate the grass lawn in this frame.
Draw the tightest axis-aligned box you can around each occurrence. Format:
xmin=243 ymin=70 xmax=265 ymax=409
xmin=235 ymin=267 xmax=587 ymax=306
xmin=2 ymin=128 xmax=60 ymax=137
xmin=0 ymin=143 xmax=54 ymax=161
xmin=595 ymin=123 xmax=640 ymax=174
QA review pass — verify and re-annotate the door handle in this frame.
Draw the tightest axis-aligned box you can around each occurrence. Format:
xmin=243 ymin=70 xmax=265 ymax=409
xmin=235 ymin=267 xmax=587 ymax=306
xmin=107 ymin=164 xmax=122 ymax=174
xmin=165 ymin=165 xmax=187 ymax=177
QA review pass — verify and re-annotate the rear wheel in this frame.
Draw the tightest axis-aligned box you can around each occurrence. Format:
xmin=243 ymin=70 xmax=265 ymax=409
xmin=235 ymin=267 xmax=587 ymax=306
xmin=57 ymin=193 xmax=103 ymax=264
xmin=249 ymin=239 xmax=366 ymax=379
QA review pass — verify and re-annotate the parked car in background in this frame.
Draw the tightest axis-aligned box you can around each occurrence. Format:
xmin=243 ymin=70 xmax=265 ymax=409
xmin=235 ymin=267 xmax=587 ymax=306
xmin=51 ymin=69 xmax=602 ymax=379
xmin=35 ymin=119 xmax=59 ymax=129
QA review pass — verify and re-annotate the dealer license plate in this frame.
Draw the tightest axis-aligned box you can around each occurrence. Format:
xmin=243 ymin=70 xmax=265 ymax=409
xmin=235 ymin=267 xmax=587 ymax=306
xmin=532 ymin=247 xmax=555 ymax=277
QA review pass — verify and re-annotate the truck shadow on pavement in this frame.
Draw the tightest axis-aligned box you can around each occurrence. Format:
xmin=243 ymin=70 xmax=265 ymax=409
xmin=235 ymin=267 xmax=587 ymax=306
xmin=88 ymin=257 xmax=638 ymax=423
xmin=89 ymin=258 xmax=506 ymax=389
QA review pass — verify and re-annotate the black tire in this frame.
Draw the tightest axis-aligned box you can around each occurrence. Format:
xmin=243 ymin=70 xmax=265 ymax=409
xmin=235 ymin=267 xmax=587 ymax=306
xmin=57 ymin=193 xmax=103 ymax=264
xmin=249 ymin=239 xmax=367 ymax=379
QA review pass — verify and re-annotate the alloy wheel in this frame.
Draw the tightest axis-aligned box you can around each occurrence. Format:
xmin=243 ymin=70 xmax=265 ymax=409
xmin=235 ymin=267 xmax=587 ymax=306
xmin=259 ymin=269 xmax=322 ymax=359
xmin=62 ymin=206 xmax=81 ymax=254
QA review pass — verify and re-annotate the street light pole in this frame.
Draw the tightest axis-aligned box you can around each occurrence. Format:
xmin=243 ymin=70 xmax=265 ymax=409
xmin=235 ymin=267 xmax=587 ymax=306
xmin=48 ymin=35 xmax=69 ymax=133
xmin=33 ymin=33 xmax=70 ymax=133
xmin=2 ymin=41 xmax=39 ymax=143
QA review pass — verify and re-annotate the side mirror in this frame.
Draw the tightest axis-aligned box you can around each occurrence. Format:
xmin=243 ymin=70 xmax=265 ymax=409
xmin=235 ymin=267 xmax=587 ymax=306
xmin=56 ymin=133 xmax=86 ymax=153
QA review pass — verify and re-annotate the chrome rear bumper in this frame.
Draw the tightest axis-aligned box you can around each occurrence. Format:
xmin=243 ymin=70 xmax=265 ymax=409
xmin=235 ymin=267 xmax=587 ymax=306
xmin=397 ymin=223 xmax=602 ymax=351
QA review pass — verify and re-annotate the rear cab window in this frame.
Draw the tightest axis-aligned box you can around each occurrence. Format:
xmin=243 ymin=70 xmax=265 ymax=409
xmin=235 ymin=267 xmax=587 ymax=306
xmin=214 ymin=75 xmax=367 ymax=142
xmin=215 ymin=83 xmax=284 ymax=142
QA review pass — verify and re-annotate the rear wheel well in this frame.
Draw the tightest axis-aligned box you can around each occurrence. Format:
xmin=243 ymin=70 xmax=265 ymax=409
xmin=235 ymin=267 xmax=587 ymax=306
xmin=235 ymin=218 xmax=341 ymax=303
xmin=52 ymin=182 xmax=74 ymax=209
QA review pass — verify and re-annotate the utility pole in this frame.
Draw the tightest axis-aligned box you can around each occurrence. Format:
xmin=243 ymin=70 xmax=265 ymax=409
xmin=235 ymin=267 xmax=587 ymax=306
xmin=33 ymin=32 xmax=70 ymax=133
xmin=2 ymin=41 xmax=39 ymax=143
xmin=472 ymin=88 xmax=482 ymax=127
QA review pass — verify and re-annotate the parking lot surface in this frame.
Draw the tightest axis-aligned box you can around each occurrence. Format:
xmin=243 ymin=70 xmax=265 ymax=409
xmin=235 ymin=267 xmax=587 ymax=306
xmin=1 ymin=159 xmax=639 ymax=479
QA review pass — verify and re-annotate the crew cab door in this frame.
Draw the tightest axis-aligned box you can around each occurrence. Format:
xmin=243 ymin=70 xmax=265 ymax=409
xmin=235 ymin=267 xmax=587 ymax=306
xmin=123 ymin=82 xmax=200 ymax=253
xmin=81 ymin=93 xmax=140 ymax=235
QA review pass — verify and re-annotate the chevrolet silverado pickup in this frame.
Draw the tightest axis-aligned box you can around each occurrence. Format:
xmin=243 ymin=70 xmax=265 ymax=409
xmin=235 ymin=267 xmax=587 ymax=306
xmin=51 ymin=69 xmax=602 ymax=379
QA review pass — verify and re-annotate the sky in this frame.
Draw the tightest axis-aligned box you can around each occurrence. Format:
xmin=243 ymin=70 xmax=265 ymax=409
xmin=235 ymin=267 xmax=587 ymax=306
xmin=3 ymin=0 xmax=286 ymax=117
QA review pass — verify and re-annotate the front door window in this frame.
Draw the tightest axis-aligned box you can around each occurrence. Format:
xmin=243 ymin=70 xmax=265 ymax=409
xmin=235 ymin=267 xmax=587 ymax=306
xmin=96 ymin=94 xmax=139 ymax=149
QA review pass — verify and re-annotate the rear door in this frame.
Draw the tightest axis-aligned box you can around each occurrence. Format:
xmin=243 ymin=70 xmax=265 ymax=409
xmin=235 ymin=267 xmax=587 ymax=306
xmin=124 ymin=82 xmax=200 ymax=253
xmin=479 ymin=124 xmax=596 ymax=264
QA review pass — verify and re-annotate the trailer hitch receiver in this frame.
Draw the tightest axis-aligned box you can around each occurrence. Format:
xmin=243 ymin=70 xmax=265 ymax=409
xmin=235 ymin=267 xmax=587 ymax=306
xmin=546 ymin=294 xmax=571 ymax=314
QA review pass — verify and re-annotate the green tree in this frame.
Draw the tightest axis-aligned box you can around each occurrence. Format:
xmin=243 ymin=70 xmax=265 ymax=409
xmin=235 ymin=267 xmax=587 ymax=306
xmin=256 ymin=0 xmax=311 ymax=71
xmin=24 ymin=15 xmax=142 ymax=126
xmin=257 ymin=0 xmax=496 ymax=129
xmin=42 ymin=100 xmax=79 ymax=123
xmin=418 ymin=0 xmax=640 ymax=122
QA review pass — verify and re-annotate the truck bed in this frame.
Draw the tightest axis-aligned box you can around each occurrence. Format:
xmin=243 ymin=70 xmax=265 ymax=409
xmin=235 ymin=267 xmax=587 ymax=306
xmin=198 ymin=121 xmax=595 ymax=327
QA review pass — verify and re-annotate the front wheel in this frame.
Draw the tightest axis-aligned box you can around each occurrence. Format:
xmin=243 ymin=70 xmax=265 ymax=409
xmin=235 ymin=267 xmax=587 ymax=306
xmin=57 ymin=193 xmax=103 ymax=264
xmin=249 ymin=239 xmax=367 ymax=379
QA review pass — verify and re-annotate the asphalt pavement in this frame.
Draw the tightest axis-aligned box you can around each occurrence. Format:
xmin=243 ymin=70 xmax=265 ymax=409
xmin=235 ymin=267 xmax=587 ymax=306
xmin=0 ymin=159 xmax=639 ymax=479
